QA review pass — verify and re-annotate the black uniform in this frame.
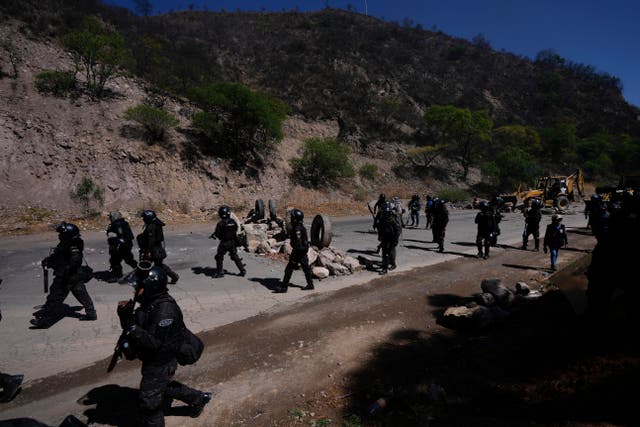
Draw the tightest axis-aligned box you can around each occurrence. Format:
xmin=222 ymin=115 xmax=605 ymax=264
xmin=522 ymin=204 xmax=542 ymax=250
xmin=424 ymin=196 xmax=434 ymax=229
xmin=122 ymin=289 xmax=209 ymax=425
xmin=32 ymin=226 xmax=96 ymax=327
xmin=107 ymin=217 xmax=137 ymax=278
xmin=431 ymin=200 xmax=449 ymax=252
xmin=137 ymin=217 xmax=179 ymax=284
xmin=377 ymin=207 xmax=402 ymax=273
xmin=277 ymin=218 xmax=313 ymax=292
xmin=586 ymin=192 xmax=640 ymax=323
xmin=475 ymin=205 xmax=496 ymax=259
xmin=1 ymin=307 xmax=23 ymax=403
xmin=212 ymin=217 xmax=246 ymax=277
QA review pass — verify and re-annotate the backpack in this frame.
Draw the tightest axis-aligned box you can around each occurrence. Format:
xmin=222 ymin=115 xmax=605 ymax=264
xmin=177 ymin=327 xmax=204 ymax=366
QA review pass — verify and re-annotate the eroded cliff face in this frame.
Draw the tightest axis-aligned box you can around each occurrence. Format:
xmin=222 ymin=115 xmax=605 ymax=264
xmin=0 ymin=22 xmax=348 ymax=219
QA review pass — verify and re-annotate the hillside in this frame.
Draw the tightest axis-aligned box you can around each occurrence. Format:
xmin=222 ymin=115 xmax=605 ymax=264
xmin=1 ymin=1 xmax=639 ymax=230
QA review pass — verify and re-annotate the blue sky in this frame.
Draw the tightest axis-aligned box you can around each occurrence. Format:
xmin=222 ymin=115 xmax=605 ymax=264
xmin=104 ymin=0 xmax=640 ymax=107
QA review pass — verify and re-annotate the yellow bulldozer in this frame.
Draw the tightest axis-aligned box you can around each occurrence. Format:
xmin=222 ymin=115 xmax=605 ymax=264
xmin=516 ymin=168 xmax=585 ymax=210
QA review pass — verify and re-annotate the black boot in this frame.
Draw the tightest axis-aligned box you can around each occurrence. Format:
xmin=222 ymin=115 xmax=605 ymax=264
xmin=0 ymin=374 xmax=24 ymax=402
xmin=190 ymin=392 xmax=212 ymax=418
xmin=79 ymin=310 xmax=97 ymax=321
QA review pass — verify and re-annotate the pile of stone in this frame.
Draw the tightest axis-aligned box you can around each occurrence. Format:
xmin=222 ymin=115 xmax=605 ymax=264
xmin=439 ymin=278 xmax=543 ymax=330
xmin=239 ymin=221 xmax=364 ymax=279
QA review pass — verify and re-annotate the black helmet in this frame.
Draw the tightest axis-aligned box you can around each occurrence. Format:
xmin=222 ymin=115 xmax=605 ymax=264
xmin=478 ymin=200 xmax=489 ymax=210
xmin=379 ymin=193 xmax=386 ymax=200
xmin=290 ymin=208 xmax=304 ymax=223
xmin=591 ymin=194 xmax=602 ymax=203
xmin=135 ymin=266 xmax=168 ymax=304
xmin=140 ymin=210 xmax=157 ymax=224
xmin=381 ymin=201 xmax=392 ymax=213
xmin=56 ymin=221 xmax=80 ymax=240
xmin=218 ymin=205 xmax=230 ymax=219
xmin=531 ymin=198 xmax=542 ymax=208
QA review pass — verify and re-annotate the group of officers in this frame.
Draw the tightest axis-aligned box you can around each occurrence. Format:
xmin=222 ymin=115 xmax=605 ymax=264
xmin=13 ymin=204 xmax=315 ymax=425
xmin=6 ymin=189 xmax=637 ymax=424
xmin=370 ymin=192 xmax=570 ymax=272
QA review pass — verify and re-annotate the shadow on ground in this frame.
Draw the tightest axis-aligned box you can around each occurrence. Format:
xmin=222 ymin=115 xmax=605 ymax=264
xmin=343 ymin=279 xmax=640 ymax=426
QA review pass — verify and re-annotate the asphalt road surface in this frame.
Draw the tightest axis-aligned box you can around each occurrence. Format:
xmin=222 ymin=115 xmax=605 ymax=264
xmin=0 ymin=207 xmax=587 ymax=382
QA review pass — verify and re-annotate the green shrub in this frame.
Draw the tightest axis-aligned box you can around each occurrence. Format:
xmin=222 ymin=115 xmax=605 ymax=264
xmin=70 ymin=177 xmax=104 ymax=216
xmin=437 ymin=187 xmax=470 ymax=203
xmin=124 ymin=104 xmax=178 ymax=143
xmin=358 ymin=163 xmax=378 ymax=181
xmin=35 ymin=70 xmax=77 ymax=97
xmin=291 ymin=137 xmax=354 ymax=187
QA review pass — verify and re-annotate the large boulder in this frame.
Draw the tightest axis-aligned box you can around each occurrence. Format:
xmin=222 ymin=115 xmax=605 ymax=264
xmin=342 ymin=256 xmax=363 ymax=273
xmin=243 ymin=224 xmax=269 ymax=253
xmin=317 ymin=248 xmax=336 ymax=266
xmin=312 ymin=266 xmax=330 ymax=279
xmin=326 ymin=262 xmax=351 ymax=276
xmin=480 ymin=278 xmax=513 ymax=307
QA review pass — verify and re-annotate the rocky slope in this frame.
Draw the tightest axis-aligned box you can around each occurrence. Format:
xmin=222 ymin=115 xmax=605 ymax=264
xmin=0 ymin=20 xmax=459 ymax=231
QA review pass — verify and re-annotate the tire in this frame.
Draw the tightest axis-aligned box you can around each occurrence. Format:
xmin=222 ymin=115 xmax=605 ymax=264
xmin=555 ymin=195 xmax=570 ymax=210
xmin=311 ymin=214 xmax=332 ymax=249
xmin=254 ymin=199 xmax=265 ymax=220
xmin=268 ymin=199 xmax=277 ymax=220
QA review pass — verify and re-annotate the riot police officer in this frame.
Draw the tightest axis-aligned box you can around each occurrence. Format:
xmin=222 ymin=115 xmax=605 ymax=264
xmin=136 ymin=210 xmax=179 ymax=284
xmin=31 ymin=222 xmax=96 ymax=328
xmin=117 ymin=266 xmax=211 ymax=426
xmin=377 ymin=202 xmax=402 ymax=274
xmin=522 ymin=198 xmax=542 ymax=251
xmin=431 ymin=198 xmax=449 ymax=252
xmin=275 ymin=209 xmax=314 ymax=293
xmin=106 ymin=211 xmax=137 ymax=282
xmin=475 ymin=201 xmax=496 ymax=259
xmin=1 ymin=305 xmax=23 ymax=403
xmin=211 ymin=205 xmax=246 ymax=278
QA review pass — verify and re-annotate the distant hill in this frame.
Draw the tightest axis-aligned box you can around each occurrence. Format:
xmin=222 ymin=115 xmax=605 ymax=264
xmin=3 ymin=0 xmax=639 ymax=144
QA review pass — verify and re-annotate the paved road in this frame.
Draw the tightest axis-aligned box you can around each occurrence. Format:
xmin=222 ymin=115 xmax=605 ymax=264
xmin=0 ymin=207 xmax=587 ymax=381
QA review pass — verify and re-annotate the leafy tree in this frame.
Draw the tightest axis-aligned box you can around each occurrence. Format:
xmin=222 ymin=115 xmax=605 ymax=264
xmin=482 ymin=147 xmax=541 ymax=192
xmin=190 ymin=82 xmax=287 ymax=167
xmin=124 ymin=104 xmax=178 ymax=143
xmin=359 ymin=163 xmax=378 ymax=181
xmin=70 ymin=177 xmax=104 ymax=216
xmin=63 ymin=16 xmax=131 ymax=98
xmin=406 ymin=144 xmax=446 ymax=169
xmin=291 ymin=137 xmax=354 ymax=187
xmin=538 ymin=118 xmax=578 ymax=163
xmin=610 ymin=135 xmax=640 ymax=175
xmin=492 ymin=125 xmax=542 ymax=155
xmin=424 ymin=105 xmax=493 ymax=180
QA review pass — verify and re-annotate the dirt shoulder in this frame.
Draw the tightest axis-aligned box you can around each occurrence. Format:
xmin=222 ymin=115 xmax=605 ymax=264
xmin=5 ymin=229 xmax=634 ymax=427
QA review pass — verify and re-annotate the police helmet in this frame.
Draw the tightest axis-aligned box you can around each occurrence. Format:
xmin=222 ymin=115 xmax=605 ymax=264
xmin=531 ymin=198 xmax=542 ymax=208
xmin=552 ymin=214 xmax=563 ymax=222
xmin=218 ymin=205 xmax=230 ymax=219
xmin=591 ymin=194 xmax=602 ymax=203
xmin=56 ymin=221 xmax=80 ymax=240
xmin=140 ymin=210 xmax=157 ymax=224
xmin=290 ymin=208 xmax=304 ymax=223
xmin=135 ymin=266 xmax=168 ymax=303
xmin=109 ymin=211 xmax=123 ymax=221
xmin=381 ymin=201 xmax=392 ymax=213
xmin=478 ymin=200 xmax=489 ymax=210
